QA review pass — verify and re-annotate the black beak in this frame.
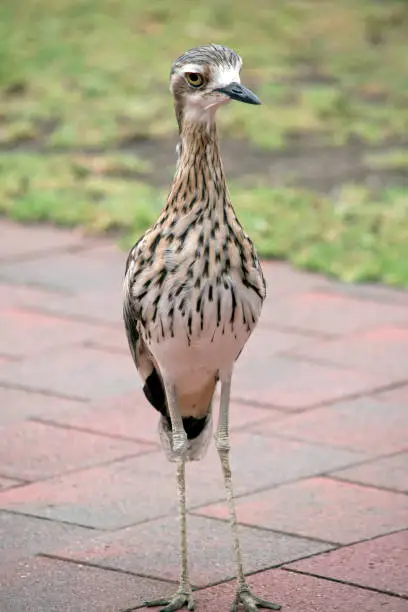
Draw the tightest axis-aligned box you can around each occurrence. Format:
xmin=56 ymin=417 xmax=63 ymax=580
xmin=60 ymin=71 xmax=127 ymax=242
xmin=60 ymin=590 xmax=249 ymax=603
xmin=215 ymin=82 xmax=261 ymax=105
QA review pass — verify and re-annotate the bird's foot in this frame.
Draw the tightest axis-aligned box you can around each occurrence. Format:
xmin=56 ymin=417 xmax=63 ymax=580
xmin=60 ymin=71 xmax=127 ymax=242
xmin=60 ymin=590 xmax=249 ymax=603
xmin=231 ymin=585 xmax=281 ymax=612
xmin=144 ymin=589 xmax=195 ymax=612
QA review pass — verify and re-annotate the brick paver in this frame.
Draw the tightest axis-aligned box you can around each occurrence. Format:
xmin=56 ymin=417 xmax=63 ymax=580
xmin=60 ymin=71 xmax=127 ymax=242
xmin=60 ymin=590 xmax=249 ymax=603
xmin=42 ymin=390 xmax=280 ymax=444
xmin=0 ymin=432 xmax=363 ymax=529
xmin=292 ymin=326 xmax=408 ymax=382
xmin=194 ymin=569 xmax=408 ymax=611
xmin=0 ymin=345 xmax=138 ymax=400
xmin=375 ymin=384 xmax=408 ymax=405
xmin=0 ymin=221 xmax=88 ymax=260
xmin=0 ymin=477 xmax=22 ymax=492
xmin=0 ymin=220 xmax=407 ymax=611
xmin=332 ymin=451 xmax=408 ymax=492
xmin=249 ymin=397 xmax=408 ymax=454
xmin=195 ymin=477 xmax=408 ymax=544
xmin=0 ymin=387 xmax=85 ymax=426
xmin=260 ymin=291 xmax=408 ymax=335
xmin=56 ymin=514 xmax=331 ymax=587
xmin=286 ymin=530 xmax=408 ymax=598
xmin=0 ymin=557 xmax=171 ymax=612
xmin=231 ymin=354 xmax=389 ymax=409
xmin=0 ymin=511 xmax=100 ymax=562
xmin=0 ymin=420 xmax=153 ymax=480
xmin=0 ymin=308 xmax=112 ymax=358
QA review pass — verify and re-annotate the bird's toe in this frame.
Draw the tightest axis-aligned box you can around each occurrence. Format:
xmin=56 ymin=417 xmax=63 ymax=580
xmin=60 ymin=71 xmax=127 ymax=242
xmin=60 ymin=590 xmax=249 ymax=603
xmin=231 ymin=587 xmax=281 ymax=612
xmin=144 ymin=591 xmax=194 ymax=612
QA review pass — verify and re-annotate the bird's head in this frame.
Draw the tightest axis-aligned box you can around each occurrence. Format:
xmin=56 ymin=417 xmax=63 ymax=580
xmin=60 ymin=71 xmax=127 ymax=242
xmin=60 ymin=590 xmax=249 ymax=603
xmin=170 ymin=44 xmax=261 ymax=129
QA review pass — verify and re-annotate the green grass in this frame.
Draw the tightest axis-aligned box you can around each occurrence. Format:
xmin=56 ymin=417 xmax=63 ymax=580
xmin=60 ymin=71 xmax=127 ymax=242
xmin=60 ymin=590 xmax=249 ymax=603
xmin=0 ymin=0 xmax=407 ymax=149
xmin=0 ymin=0 xmax=408 ymax=287
xmin=1 ymin=153 xmax=408 ymax=286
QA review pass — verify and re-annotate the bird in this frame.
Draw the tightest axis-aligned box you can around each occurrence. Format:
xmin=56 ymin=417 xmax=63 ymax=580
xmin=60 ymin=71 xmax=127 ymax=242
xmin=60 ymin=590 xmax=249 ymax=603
xmin=123 ymin=44 xmax=280 ymax=612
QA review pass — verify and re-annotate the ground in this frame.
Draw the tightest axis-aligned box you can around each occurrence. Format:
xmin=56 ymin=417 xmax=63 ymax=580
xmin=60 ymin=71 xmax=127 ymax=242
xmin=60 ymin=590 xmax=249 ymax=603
xmin=1 ymin=0 xmax=408 ymax=285
xmin=0 ymin=220 xmax=407 ymax=611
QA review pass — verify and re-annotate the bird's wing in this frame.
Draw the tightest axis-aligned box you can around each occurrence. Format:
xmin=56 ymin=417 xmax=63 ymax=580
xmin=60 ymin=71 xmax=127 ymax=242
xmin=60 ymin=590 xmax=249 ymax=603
xmin=123 ymin=239 xmax=167 ymax=419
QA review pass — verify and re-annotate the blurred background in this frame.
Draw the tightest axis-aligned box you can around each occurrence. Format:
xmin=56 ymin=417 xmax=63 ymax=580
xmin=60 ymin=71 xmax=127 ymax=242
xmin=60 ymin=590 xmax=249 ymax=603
xmin=0 ymin=0 xmax=407 ymax=285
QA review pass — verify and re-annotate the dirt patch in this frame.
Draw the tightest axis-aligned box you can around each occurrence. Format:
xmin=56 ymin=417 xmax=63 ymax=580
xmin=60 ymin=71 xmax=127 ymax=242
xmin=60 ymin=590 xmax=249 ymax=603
xmin=1 ymin=131 xmax=407 ymax=194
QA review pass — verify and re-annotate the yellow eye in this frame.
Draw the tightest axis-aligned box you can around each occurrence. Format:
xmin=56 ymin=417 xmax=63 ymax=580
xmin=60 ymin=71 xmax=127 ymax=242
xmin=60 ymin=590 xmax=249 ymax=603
xmin=185 ymin=72 xmax=204 ymax=88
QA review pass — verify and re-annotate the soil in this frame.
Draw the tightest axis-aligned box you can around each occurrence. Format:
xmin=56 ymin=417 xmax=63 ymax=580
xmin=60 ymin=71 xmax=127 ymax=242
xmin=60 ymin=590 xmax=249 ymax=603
xmin=1 ymin=130 xmax=407 ymax=194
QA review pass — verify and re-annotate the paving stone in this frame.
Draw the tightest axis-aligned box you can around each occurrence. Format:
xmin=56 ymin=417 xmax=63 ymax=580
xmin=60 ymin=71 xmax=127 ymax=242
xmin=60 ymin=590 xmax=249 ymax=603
xmin=231 ymin=354 xmax=385 ymax=409
xmin=0 ymin=283 xmax=65 ymax=310
xmin=0 ymin=345 xmax=139 ymax=400
xmin=193 ymin=568 xmax=408 ymax=612
xmin=0 ymin=387 xmax=86 ymax=426
xmin=322 ymin=279 xmax=408 ymax=308
xmin=0 ymin=511 xmax=100 ymax=562
xmin=0 ymin=244 xmax=125 ymax=293
xmin=233 ymin=325 xmax=312 ymax=365
xmin=195 ymin=477 xmax=408 ymax=545
xmin=260 ymin=291 xmax=408 ymax=335
xmin=287 ymin=530 xmax=408 ymax=598
xmin=57 ymin=514 xmax=331 ymax=587
xmin=0 ymin=433 xmax=363 ymax=529
xmin=332 ymin=452 xmax=408 ymax=493
xmin=292 ymin=326 xmax=408 ymax=382
xmin=0 ymin=556 xmax=170 ymax=612
xmin=45 ymin=389 xmax=280 ymax=445
xmin=0 ymin=307 xmax=112 ymax=358
xmin=0 ymin=220 xmax=87 ymax=260
xmin=0 ymin=477 xmax=22 ymax=491
xmin=375 ymin=385 xmax=408 ymax=405
xmin=261 ymin=262 xmax=331 ymax=298
xmin=0 ymin=420 xmax=153 ymax=480
xmin=34 ymin=289 xmax=123 ymax=326
xmin=86 ymin=326 xmax=132 ymax=354
xmin=250 ymin=397 xmax=408 ymax=454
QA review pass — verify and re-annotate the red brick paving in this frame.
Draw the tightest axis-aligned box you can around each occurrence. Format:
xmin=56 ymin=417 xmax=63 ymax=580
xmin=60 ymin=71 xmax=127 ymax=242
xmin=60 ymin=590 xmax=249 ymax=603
xmin=231 ymin=354 xmax=388 ymax=409
xmin=0 ymin=557 xmax=171 ymax=612
xmin=194 ymin=569 xmax=408 ymax=612
xmin=260 ymin=291 xmax=408 ymax=335
xmin=286 ymin=530 xmax=408 ymax=598
xmin=56 ymin=514 xmax=331 ymax=587
xmin=43 ymin=389 xmax=280 ymax=444
xmin=292 ymin=325 xmax=408 ymax=382
xmin=195 ymin=477 xmax=408 ymax=545
xmin=332 ymin=452 xmax=408 ymax=493
xmin=249 ymin=397 xmax=408 ymax=454
xmin=0 ymin=477 xmax=22 ymax=491
xmin=0 ymin=420 xmax=153 ymax=480
xmin=0 ymin=307 xmax=112 ymax=358
xmin=375 ymin=384 xmax=408 ymax=405
xmin=0 ymin=386 xmax=85 ymax=426
xmin=0 ymin=345 xmax=138 ymax=400
xmin=0 ymin=221 xmax=407 ymax=611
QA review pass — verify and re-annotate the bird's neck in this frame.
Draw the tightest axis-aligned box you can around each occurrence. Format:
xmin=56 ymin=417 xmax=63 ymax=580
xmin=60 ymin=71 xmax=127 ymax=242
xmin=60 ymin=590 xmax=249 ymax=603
xmin=167 ymin=118 xmax=228 ymax=212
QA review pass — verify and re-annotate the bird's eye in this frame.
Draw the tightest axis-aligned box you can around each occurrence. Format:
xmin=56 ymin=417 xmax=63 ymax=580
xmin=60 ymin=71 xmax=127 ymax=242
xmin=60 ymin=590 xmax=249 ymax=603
xmin=185 ymin=72 xmax=204 ymax=88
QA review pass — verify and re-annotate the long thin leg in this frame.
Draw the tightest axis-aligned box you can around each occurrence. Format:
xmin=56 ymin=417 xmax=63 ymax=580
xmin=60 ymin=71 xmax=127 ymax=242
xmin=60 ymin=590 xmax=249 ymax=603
xmin=215 ymin=371 xmax=280 ymax=612
xmin=145 ymin=382 xmax=194 ymax=612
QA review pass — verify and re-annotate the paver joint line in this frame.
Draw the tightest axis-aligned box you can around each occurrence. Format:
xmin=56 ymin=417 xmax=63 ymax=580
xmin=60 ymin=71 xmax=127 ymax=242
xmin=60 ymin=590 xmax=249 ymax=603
xmin=282 ymin=567 xmax=408 ymax=601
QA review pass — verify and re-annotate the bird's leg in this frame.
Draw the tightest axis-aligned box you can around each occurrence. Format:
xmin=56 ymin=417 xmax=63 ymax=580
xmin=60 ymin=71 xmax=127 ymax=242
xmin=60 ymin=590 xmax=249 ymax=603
xmin=215 ymin=372 xmax=281 ymax=612
xmin=145 ymin=382 xmax=194 ymax=612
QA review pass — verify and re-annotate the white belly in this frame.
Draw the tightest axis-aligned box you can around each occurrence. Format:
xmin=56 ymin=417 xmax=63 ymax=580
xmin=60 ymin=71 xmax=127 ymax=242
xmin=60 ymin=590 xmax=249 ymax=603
xmin=146 ymin=276 xmax=262 ymax=394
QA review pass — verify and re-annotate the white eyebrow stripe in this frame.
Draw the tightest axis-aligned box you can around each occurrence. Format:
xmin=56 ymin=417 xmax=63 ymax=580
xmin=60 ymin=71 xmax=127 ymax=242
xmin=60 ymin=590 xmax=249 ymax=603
xmin=213 ymin=65 xmax=241 ymax=87
xmin=181 ymin=63 xmax=204 ymax=74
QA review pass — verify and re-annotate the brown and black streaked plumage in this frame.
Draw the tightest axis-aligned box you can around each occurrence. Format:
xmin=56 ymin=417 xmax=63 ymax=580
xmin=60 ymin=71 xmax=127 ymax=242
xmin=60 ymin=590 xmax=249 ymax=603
xmin=123 ymin=44 xmax=279 ymax=612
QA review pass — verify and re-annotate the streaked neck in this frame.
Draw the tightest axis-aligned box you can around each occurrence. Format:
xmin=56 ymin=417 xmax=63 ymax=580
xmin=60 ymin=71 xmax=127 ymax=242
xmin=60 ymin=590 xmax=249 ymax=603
xmin=167 ymin=118 xmax=227 ymax=211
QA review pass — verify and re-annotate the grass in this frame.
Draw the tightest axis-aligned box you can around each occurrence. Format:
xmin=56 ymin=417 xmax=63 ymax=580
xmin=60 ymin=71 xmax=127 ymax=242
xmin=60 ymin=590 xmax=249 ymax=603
xmin=0 ymin=0 xmax=408 ymax=287
xmin=1 ymin=0 xmax=408 ymax=149
xmin=1 ymin=153 xmax=408 ymax=286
